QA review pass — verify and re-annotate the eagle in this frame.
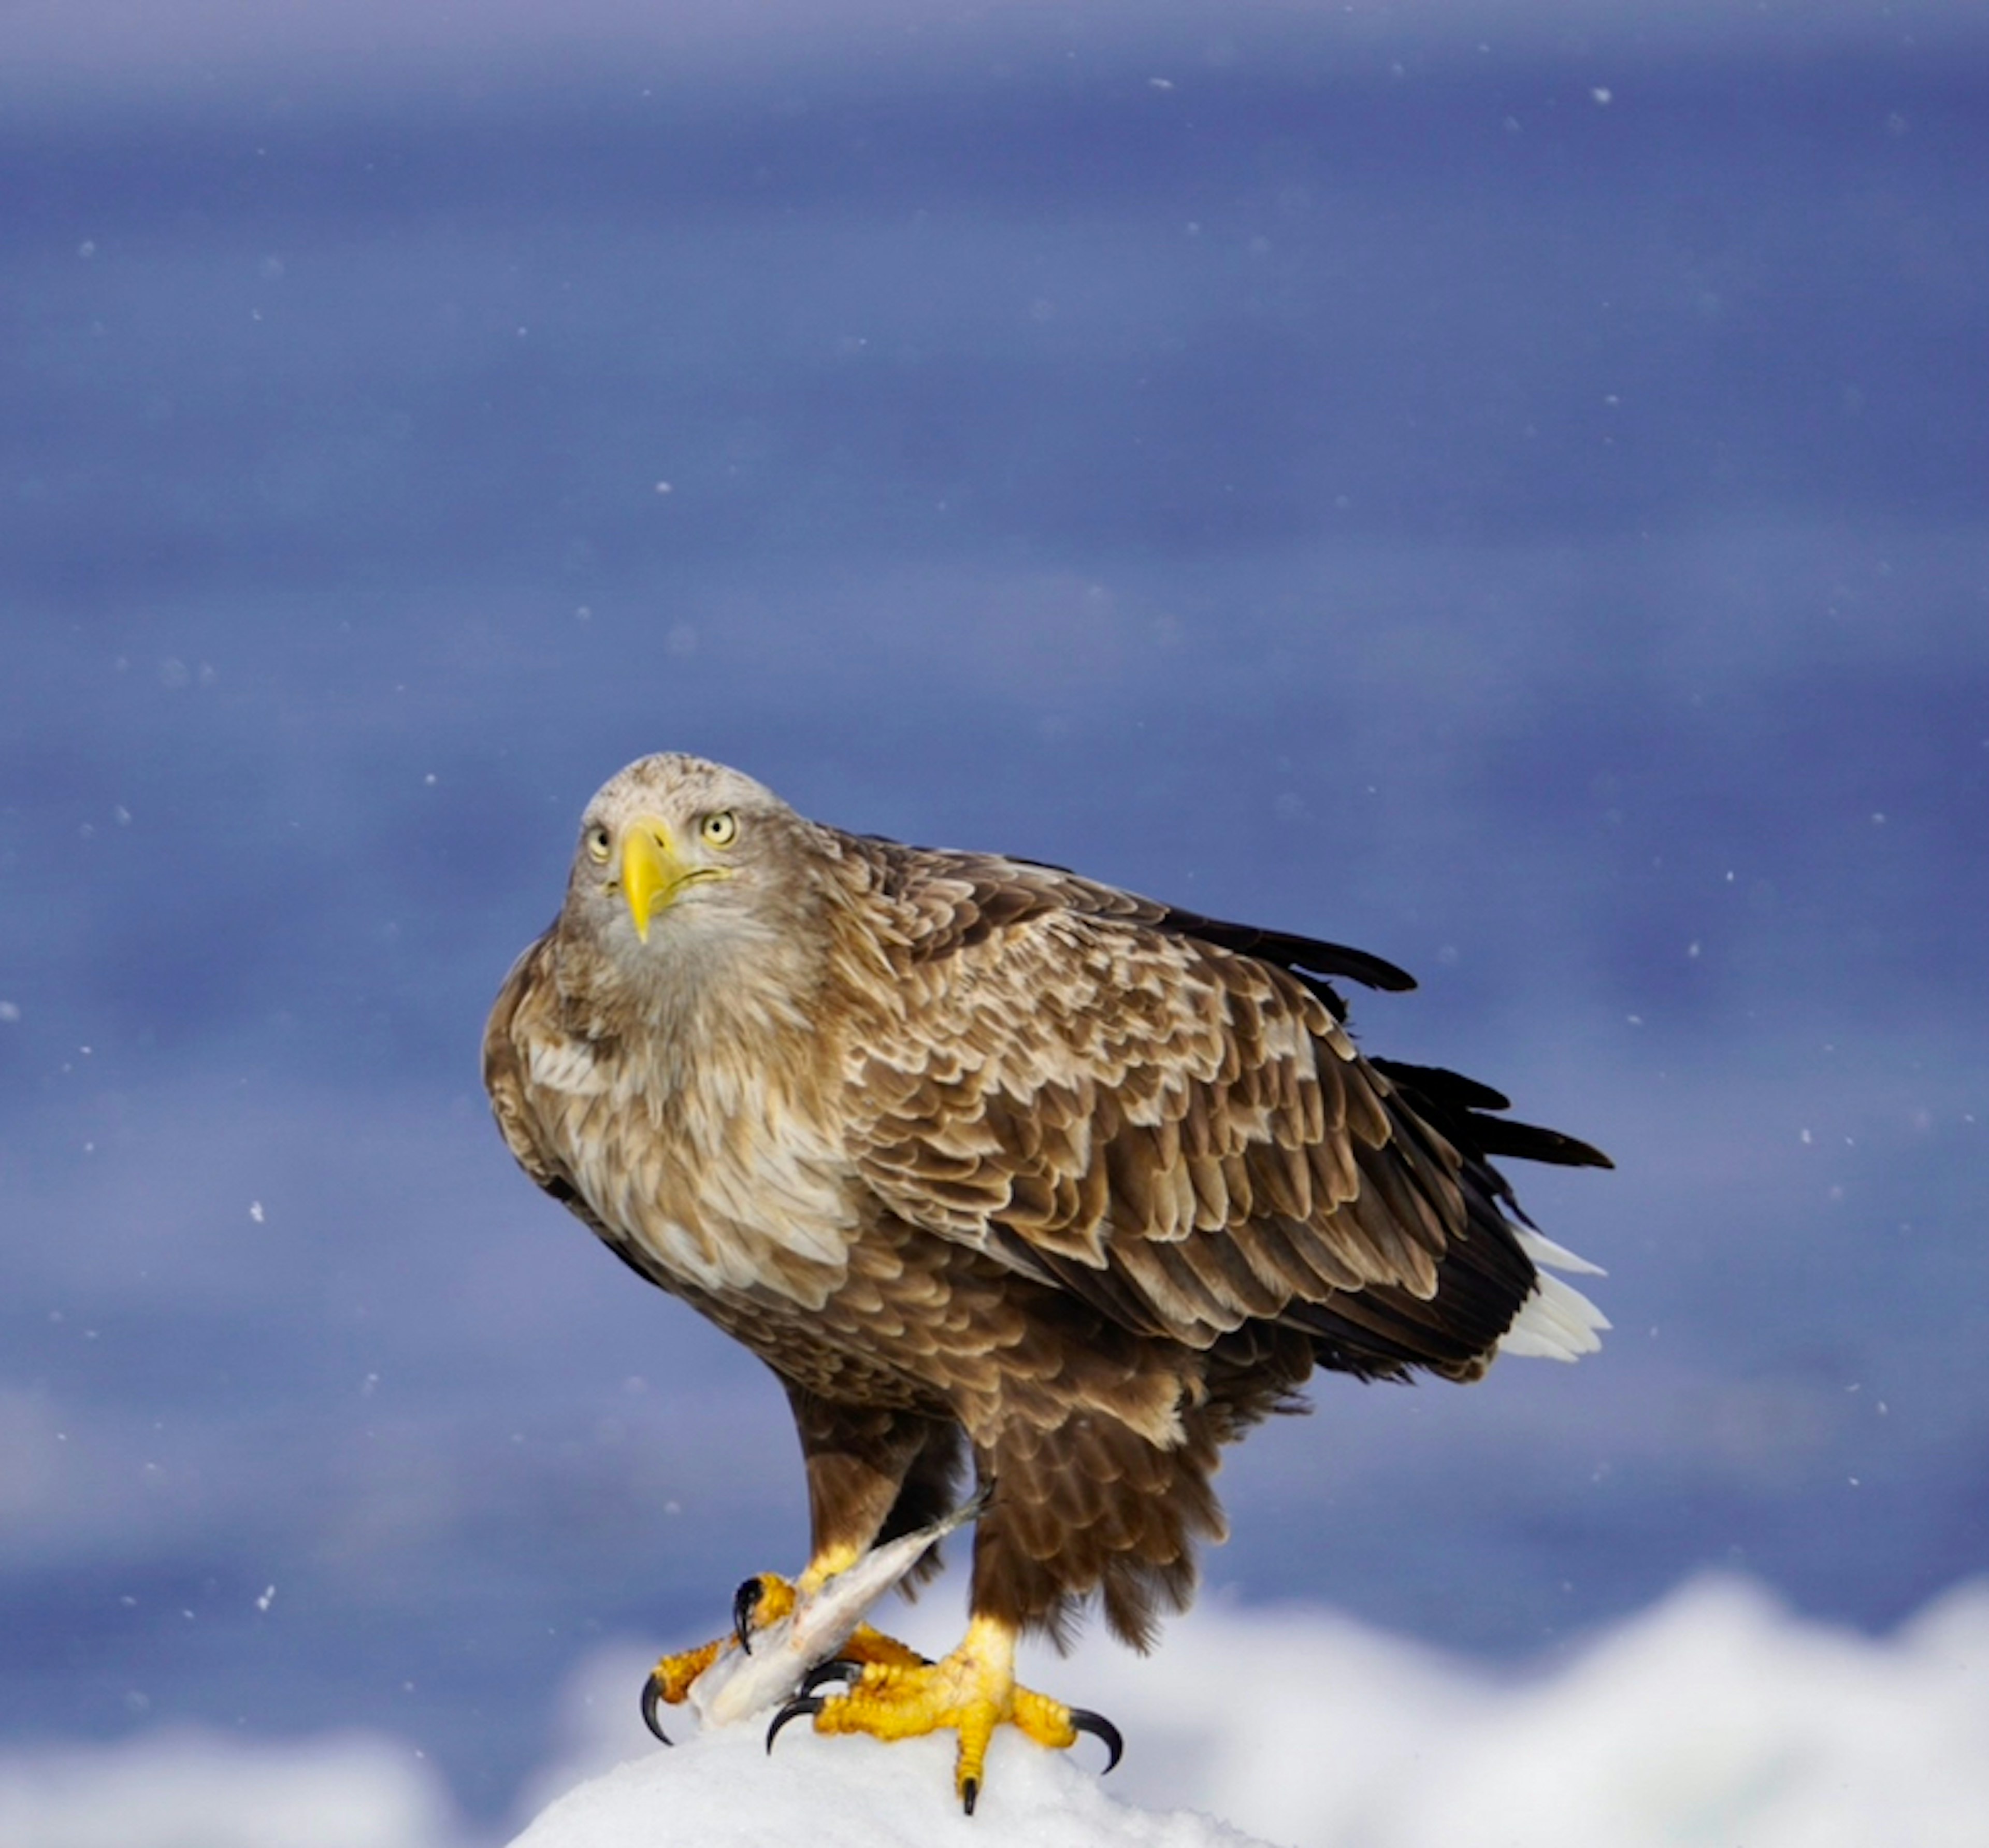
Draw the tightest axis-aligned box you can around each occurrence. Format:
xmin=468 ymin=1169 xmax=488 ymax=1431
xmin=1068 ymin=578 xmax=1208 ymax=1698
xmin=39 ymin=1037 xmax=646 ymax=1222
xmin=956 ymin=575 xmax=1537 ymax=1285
xmin=484 ymin=753 xmax=1608 ymax=1811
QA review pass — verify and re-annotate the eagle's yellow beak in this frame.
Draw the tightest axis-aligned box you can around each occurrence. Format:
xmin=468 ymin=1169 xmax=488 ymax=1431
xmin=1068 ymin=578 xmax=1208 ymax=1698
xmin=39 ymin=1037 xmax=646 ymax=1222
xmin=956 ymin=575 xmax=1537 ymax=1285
xmin=620 ymin=822 xmax=685 ymax=943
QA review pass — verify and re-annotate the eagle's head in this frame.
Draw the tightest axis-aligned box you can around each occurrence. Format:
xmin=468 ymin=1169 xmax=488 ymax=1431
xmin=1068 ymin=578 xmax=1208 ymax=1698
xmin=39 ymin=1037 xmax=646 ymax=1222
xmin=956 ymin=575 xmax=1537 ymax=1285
xmin=558 ymin=754 xmax=834 ymax=1013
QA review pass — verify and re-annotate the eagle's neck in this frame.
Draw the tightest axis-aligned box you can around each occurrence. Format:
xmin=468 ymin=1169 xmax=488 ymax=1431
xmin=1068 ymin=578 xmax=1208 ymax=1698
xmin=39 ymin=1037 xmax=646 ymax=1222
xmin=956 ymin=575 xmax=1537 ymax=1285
xmin=542 ymin=900 xmax=861 ymax=1308
xmin=557 ymin=904 xmax=830 ymax=1102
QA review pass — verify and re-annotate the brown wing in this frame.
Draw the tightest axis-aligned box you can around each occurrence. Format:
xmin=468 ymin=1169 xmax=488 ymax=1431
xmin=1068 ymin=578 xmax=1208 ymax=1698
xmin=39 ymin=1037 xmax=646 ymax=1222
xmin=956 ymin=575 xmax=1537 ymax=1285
xmin=846 ymin=833 xmax=1419 ymax=1005
xmin=842 ymin=840 xmax=1605 ymax=1381
xmin=482 ymin=930 xmax=630 ymax=1249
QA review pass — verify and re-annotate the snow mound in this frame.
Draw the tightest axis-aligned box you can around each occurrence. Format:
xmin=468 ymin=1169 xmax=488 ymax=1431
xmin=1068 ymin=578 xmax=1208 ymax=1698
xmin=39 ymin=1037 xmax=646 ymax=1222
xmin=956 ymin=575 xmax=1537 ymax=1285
xmin=515 ymin=1576 xmax=1989 ymax=1848
xmin=510 ymin=1716 xmax=1265 ymax=1848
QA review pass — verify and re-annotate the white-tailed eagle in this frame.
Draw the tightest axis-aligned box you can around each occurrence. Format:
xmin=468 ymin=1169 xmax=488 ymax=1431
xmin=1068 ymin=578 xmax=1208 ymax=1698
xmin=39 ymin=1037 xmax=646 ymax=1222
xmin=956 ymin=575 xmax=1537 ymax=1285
xmin=484 ymin=754 xmax=1608 ymax=1810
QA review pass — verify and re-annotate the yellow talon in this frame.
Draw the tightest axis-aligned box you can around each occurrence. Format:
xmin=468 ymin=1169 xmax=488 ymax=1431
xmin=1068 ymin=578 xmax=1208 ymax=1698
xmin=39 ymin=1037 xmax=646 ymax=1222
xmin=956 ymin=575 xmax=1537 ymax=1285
xmin=728 ymin=1568 xmax=927 ymax=1669
xmin=647 ymin=1636 xmax=724 ymax=1708
xmin=733 ymin=1571 xmax=797 ymax=1645
xmin=642 ymin=1569 xmax=804 ymax=1743
xmin=791 ymin=1614 xmax=1117 ymax=1813
xmin=641 ymin=1563 xmax=941 ymax=1745
xmin=642 ymin=1551 xmax=1121 ymax=1806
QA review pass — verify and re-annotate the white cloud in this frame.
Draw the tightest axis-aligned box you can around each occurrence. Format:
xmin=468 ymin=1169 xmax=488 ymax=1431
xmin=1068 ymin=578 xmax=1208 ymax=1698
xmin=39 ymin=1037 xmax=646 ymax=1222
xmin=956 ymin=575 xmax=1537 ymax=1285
xmin=0 ymin=1726 xmax=467 ymax=1848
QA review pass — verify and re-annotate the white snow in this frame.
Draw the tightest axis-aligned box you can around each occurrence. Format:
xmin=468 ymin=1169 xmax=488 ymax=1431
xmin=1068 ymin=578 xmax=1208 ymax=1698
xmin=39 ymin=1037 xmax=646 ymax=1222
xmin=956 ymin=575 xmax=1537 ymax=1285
xmin=512 ymin=1721 xmax=1264 ymax=1848
xmin=6 ymin=1578 xmax=1985 ymax=1848
xmin=514 ymin=1575 xmax=1989 ymax=1848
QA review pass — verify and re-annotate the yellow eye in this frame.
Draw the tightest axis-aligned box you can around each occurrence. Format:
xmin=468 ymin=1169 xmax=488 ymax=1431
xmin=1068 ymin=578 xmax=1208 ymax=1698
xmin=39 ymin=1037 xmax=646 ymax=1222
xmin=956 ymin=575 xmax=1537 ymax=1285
xmin=700 ymin=810 xmax=738 ymax=848
xmin=583 ymin=822 xmax=612 ymax=864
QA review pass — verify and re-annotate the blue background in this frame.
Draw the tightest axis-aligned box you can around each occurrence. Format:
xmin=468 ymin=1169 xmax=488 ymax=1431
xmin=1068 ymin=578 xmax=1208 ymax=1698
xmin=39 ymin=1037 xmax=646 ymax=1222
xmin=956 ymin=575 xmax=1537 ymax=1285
xmin=5 ymin=2 xmax=1985 ymax=1826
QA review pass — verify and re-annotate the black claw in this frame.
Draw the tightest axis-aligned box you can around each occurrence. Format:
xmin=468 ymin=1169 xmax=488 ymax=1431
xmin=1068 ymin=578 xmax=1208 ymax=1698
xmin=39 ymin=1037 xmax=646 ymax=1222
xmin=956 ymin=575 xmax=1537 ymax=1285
xmin=765 ymin=1695 xmax=825 ymax=1753
xmin=961 ymin=1775 xmax=979 ymax=1816
xmin=1069 ymin=1707 xmax=1124 ymax=1775
xmin=639 ymin=1671 xmax=673 ymax=1747
xmin=801 ymin=1658 xmax=863 ymax=1696
xmin=732 ymin=1578 xmax=763 ymax=1654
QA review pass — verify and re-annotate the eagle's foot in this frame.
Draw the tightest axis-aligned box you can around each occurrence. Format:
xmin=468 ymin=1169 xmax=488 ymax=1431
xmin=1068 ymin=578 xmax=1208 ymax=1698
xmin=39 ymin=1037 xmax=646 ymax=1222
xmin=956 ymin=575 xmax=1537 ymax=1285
xmin=642 ymin=1637 xmax=721 ymax=1742
xmin=641 ymin=1565 xmax=934 ymax=1744
xmin=767 ymin=1613 xmax=1122 ymax=1814
xmin=640 ymin=1574 xmax=798 ymax=1744
xmin=732 ymin=1568 xmax=933 ymax=1669
xmin=731 ymin=1570 xmax=798 ymax=1651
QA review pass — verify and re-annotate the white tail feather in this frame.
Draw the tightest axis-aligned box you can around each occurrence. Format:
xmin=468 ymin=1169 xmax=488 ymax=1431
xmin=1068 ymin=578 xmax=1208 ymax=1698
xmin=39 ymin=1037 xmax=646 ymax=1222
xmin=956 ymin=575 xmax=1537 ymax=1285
xmin=1498 ymin=1228 xmax=1610 ymax=1362
xmin=1510 ymin=1226 xmax=1606 ymax=1277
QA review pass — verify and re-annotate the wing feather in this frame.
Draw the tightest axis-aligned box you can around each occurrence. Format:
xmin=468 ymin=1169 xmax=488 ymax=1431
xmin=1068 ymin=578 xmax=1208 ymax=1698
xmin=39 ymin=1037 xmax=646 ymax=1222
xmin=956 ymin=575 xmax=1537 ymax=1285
xmin=483 ymin=934 xmax=576 ymax=1202
xmin=840 ymin=840 xmax=1564 ymax=1374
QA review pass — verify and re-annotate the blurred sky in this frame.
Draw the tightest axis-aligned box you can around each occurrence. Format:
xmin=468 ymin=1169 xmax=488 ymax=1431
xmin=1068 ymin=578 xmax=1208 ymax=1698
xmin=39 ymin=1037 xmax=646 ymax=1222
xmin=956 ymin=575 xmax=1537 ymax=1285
xmin=4 ymin=0 xmax=1986 ymax=1828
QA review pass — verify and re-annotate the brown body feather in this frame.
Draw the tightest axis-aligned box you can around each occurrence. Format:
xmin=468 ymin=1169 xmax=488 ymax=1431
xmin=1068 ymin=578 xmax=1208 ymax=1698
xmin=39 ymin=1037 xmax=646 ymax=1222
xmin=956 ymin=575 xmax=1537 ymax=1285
xmin=484 ymin=755 xmax=1608 ymax=1649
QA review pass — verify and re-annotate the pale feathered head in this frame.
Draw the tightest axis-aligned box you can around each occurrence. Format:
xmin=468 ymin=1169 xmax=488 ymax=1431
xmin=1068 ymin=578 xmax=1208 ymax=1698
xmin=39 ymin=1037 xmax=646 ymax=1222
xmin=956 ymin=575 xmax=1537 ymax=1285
xmin=560 ymin=755 xmax=834 ymax=997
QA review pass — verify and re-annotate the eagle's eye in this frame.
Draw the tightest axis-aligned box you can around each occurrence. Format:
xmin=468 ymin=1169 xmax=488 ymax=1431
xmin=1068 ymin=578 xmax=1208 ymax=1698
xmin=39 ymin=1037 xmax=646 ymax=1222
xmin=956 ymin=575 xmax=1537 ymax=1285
xmin=700 ymin=811 xmax=739 ymax=848
xmin=583 ymin=822 xmax=612 ymax=864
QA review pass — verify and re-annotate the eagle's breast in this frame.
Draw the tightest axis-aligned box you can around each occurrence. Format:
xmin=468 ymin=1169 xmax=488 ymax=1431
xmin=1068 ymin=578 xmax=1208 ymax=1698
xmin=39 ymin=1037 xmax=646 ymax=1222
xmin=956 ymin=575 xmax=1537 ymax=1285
xmin=527 ymin=986 xmax=863 ymax=1309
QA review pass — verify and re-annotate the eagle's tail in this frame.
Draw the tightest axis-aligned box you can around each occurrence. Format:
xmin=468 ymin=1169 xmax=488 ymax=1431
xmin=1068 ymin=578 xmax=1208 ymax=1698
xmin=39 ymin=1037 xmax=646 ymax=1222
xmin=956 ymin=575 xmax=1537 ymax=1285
xmin=1497 ymin=1226 xmax=1610 ymax=1362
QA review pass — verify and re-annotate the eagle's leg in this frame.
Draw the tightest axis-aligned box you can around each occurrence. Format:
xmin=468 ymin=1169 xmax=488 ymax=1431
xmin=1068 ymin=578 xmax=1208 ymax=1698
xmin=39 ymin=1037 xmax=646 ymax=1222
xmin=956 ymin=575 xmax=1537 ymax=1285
xmin=777 ymin=1394 xmax=962 ymax=1659
xmin=769 ymin=1458 xmax=1125 ymax=1811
